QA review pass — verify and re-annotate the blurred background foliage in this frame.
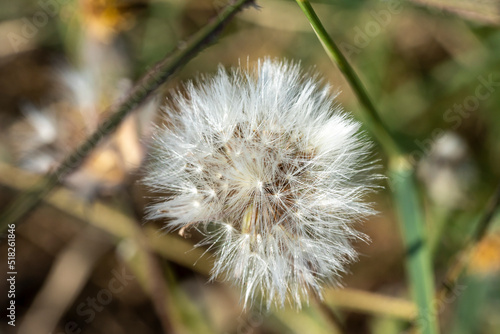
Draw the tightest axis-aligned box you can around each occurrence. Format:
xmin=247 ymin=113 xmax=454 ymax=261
xmin=0 ymin=0 xmax=499 ymax=333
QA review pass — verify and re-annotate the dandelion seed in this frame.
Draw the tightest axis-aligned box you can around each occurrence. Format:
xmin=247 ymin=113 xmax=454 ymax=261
xmin=144 ymin=58 xmax=379 ymax=308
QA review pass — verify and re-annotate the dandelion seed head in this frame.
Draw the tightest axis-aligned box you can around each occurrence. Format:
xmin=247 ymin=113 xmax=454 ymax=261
xmin=144 ymin=58 xmax=379 ymax=309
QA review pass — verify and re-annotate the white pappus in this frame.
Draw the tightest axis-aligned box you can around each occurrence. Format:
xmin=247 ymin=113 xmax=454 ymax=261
xmin=144 ymin=58 xmax=379 ymax=309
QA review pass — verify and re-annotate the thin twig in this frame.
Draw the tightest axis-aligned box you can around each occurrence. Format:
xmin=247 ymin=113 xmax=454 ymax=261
xmin=146 ymin=252 xmax=175 ymax=333
xmin=130 ymin=216 xmax=177 ymax=333
xmin=0 ymin=0 xmax=256 ymax=233
xmin=120 ymin=185 xmax=177 ymax=333
xmin=436 ymin=184 xmax=500 ymax=301
xmin=313 ymin=294 xmax=346 ymax=334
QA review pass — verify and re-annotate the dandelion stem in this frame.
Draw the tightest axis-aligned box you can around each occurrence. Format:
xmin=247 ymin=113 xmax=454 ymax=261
xmin=295 ymin=0 xmax=400 ymax=157
xmin=0 ymin=0 xmax=256 ymax=232
xmin=295 ymin=1 xmax=439 ymax=333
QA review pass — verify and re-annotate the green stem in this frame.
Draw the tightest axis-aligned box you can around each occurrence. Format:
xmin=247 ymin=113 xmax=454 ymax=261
xmin=390 ymin=158 xmax=439 ymax=334
xmin=295 ymin=0 xmax=400 ymax=157
xmin=0 ymin=0 xmax=256 ymax=232
xmin=295 ymin=1 xmax=439 ymax=333
xmin=429 ymin=208 xmax=452 ymax=256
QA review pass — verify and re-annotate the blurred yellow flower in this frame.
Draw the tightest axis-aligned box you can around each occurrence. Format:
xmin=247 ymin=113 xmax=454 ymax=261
xmin=81 ymin=0 xmax=137 ymax=42
xmin=469 ymin=233 xmax=500 ymax=275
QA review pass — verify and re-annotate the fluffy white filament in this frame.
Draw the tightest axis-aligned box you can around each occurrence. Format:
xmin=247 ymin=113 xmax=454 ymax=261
xmin=144 ymin=59 xmax=378 ymax=309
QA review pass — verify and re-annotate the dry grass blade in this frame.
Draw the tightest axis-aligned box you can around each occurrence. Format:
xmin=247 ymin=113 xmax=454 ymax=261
xmin=17 ymin=226 xmax=112 ymax=334
xmin=0 ymin=161 xmax=214 ymax=274
xmin=0 ymin=161 xmax=418 ymax=321
xmin=409 ymin=0 xmax=500 ymax=25
xmin=324 ymin=288 xmax=417 ymax=321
